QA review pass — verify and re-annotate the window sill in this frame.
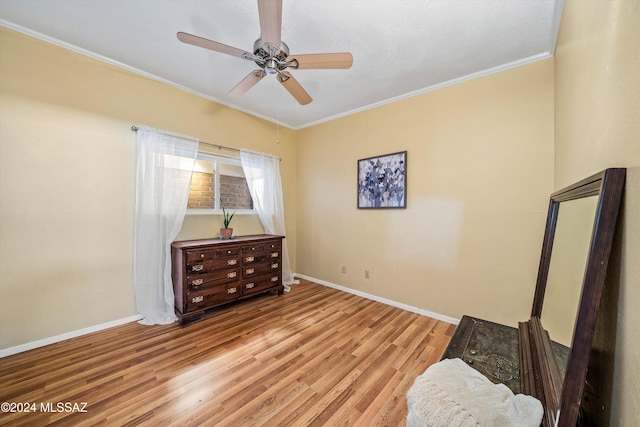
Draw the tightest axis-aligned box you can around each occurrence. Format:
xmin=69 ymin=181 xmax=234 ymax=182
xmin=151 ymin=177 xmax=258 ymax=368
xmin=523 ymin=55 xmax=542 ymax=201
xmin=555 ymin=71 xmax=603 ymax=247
xmin=186 ymin=209 xmax=256 ymax=216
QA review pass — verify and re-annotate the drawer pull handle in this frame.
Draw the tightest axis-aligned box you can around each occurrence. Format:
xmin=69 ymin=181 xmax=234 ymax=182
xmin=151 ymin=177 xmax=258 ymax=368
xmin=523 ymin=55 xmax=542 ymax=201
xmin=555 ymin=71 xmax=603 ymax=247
xmin=227 ymin=287 xmax=237 ymax=294
xmin=271 ymin=252 xmax=279 ymax=258
xmin=271 ymin=276 xmax=279 ymax=282
xmin=200 ymin=254 xmax=205 ymax=258
xmin=251 ymin=247 xmax=256 ymax=251
xmin=245 ymin=282 xmax=255 ymax=289
xmin=227 ymin=250 xmax=232 ymax=254
xmin=192 ymin=296 xmax=204 ymax=303
xmin=227 ymin=259 xmax=237 ymax=266
xmin=227 ymin=272 xmax=237 ymax=279
xmin=246 ymin=268 xmax=255 ymax=275
xmin=192 ymin=278 xmax=204 ymax=287
xmin=271 ymin=263 xmax=279 ymax=269
xmin=246 ymin=256 xmax=255 ymax=263
xmin=192 ymin=264 xmax=204 ymax=272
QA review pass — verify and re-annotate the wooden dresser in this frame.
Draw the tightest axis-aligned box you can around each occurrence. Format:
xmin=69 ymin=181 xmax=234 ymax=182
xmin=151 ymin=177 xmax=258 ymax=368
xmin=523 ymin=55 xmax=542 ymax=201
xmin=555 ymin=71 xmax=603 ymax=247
xmin=171 ymin=234 xmax=284 ymax=326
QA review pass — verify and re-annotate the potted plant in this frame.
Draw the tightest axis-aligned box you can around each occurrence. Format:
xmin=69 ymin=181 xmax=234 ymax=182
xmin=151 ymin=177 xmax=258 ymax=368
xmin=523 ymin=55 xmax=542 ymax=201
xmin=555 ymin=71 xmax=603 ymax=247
xmin=220 ymin=198 xmax=235 ymax=239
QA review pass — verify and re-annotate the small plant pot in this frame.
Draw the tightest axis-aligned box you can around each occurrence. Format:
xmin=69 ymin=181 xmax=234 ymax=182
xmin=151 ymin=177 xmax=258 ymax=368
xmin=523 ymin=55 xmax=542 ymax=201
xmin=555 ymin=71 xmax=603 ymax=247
xmin=220 ymin=228 xmax=233 ymax=239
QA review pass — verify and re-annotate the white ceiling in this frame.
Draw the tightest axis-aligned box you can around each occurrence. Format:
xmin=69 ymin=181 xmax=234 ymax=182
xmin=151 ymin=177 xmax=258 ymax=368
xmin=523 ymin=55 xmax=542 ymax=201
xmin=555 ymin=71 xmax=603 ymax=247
xmin=0 ymin=0 xmax=562 ymax=129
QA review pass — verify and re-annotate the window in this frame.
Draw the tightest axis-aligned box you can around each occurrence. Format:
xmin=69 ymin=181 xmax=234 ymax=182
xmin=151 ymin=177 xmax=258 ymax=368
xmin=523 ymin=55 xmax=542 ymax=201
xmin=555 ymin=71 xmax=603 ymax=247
xmin=187 ymin=153 xmax=254 ymax=215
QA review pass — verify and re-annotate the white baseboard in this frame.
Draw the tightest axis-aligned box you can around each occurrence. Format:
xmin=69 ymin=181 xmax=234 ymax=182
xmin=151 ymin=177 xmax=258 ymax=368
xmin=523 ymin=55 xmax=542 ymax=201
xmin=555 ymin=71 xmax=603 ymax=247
xmin=293 ymin=273 xmax=460 ymax=325
xmin=0 ymin=314 xmax=143 ymax=358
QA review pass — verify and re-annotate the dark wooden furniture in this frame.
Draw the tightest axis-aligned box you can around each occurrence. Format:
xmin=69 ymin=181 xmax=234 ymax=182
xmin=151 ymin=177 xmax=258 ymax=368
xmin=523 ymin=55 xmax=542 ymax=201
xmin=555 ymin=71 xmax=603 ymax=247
xmin=443 ymin=315 xmax=569 ymax=393
xmin=442 ymin=168 xmax=626 ymax=427
xmin=171 ymin=234 xmax=284 ymax=326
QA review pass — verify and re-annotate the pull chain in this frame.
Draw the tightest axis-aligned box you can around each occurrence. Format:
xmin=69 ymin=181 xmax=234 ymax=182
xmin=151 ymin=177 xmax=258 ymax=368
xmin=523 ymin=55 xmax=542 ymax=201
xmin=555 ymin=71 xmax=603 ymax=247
xmin=276 ymin=105 xmax=280 ymax=144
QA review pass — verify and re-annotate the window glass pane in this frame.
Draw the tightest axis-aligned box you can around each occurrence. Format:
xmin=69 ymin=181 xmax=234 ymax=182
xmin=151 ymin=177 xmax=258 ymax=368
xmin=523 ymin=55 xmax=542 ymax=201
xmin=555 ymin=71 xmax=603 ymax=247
xmin=220 ymin=163 xmax=253 ymax=210
xmin=187 ymin=157 xmax=253 ymax=211
xmin=188 ymin=159 xmax=215 ymax=209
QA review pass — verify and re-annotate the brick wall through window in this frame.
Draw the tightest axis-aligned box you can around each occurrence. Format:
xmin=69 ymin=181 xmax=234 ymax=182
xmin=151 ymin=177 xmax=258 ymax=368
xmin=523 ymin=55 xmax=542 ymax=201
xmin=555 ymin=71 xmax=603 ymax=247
xmin=220 ymin=175 xmax=253 ymax=210
xmin=187 ymin=172 xmax=253 ymax=210
xmin=188 ymin=172 xmax=215 ymax=209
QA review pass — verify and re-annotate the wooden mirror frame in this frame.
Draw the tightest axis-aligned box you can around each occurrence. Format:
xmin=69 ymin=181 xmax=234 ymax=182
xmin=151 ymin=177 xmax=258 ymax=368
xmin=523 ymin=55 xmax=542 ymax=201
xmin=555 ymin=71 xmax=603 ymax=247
xmin=519 ymin=168 xmax=626 ymax=427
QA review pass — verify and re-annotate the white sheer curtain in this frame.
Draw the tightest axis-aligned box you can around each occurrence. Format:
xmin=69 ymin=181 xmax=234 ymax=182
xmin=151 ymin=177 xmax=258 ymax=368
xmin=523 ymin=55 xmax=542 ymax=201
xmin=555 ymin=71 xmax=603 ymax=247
xmin=134 ymin=126 xmax=199 ymax=324
xmin=240 ymin=150 xmax=294 ymax=291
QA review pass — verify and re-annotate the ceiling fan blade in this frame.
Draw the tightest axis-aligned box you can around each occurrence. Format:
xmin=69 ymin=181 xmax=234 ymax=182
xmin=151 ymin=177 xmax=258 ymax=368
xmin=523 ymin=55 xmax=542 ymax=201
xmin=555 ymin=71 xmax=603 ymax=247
xmin=278 ymin=72 xmax=312 ymax=105
xmin=258 ymin=0 xmax=282 ymax=48
xmin=177 ymin=32 xmax=249 ymax=59
xmin=229 ymin=70 xmax=266 ymax=96
xmin=290 ymin=53 xmax=354 ymax=69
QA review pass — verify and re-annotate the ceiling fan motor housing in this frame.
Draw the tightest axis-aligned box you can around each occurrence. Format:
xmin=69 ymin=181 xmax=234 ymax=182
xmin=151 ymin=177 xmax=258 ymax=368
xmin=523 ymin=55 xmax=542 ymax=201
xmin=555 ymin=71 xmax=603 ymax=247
xmin=253 ymin=38 xmax=291 ymax=74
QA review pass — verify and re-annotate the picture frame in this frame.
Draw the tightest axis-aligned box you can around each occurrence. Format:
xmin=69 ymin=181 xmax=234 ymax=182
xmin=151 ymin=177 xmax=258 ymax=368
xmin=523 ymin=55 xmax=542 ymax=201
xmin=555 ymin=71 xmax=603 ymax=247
xmin=357 ymin=151 xmax=407 ymax=209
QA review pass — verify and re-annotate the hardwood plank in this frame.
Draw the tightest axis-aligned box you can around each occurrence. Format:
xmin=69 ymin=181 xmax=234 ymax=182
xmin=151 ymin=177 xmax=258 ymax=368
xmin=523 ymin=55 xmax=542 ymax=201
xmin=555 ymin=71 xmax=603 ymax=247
xmin=0 ymin=279 xmax=454 ymax=426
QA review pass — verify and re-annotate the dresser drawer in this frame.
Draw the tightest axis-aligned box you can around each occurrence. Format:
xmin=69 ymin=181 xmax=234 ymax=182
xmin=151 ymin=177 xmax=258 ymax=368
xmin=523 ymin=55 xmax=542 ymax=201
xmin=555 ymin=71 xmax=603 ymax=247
xmin=243 ymin=252 xmax=279 ymax=264
xmin=265 ymin=240 xmax=282 ymax=251
xmin=267 ymin=249 xmax=281 ymax=260
xmin=243 ymin=254 xmax=259 ymax=264
xmin=243 ymin=274 xmax=281 ymax=296
xmin=187 ymin=257 xmax=240 ymax=274
xmin=216 ymin=246 xmax=241 ymax=258
xmin=186 ymin=268 xmax=241 ymax=290
xmin=243 ymin=261 xmax=281 ymax=278
xmin=187 ymin=250 xmax=216 ymax=263
xmin=186 ymin=284 xmax=240 ymax=310
xmin=242 ymin=243 xmax=264 ymax=254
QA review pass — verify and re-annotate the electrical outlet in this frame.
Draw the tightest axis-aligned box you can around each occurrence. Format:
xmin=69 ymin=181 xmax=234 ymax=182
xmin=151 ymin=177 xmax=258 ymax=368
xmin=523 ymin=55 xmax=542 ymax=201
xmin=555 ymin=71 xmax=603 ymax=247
xmin=364 ymin=270 xmax=370 ymax=279
xmin=341 ymin=264 xmax=347 ymax=274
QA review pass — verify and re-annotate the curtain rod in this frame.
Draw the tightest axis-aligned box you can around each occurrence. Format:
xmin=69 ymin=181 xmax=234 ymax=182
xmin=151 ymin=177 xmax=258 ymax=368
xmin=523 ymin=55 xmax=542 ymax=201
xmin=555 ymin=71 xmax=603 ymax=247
xmin=130 ymin=126 xmax=280 ymax=161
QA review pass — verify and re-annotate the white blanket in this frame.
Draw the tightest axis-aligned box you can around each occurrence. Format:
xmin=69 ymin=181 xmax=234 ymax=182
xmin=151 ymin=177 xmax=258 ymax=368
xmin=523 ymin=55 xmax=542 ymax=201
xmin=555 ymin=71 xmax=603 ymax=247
xmin=406 ymin=358 xmax=543 ymax=427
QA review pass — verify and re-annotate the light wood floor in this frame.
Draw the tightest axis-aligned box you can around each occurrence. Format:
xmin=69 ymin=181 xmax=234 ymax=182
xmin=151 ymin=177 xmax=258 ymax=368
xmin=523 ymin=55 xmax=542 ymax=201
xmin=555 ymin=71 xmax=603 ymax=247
xmin=0 ymin=279 xmax=455 ymax=427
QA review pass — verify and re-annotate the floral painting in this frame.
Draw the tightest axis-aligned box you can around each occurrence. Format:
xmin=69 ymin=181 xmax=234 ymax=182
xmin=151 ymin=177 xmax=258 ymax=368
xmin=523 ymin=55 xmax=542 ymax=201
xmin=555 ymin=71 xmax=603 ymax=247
xmin=357 ymin=151 xmax=407 ymax=209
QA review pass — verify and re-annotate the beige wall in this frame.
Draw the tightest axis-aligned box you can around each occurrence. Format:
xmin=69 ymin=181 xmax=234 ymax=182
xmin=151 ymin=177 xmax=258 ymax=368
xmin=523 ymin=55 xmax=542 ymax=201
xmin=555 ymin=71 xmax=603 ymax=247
xmin=0 ymin=27 xmax=297 ymax=350
xmin=554 ymin=0 xmax=640 ymax=424
xmin=296 ymin=59 xmax=555 ymax=325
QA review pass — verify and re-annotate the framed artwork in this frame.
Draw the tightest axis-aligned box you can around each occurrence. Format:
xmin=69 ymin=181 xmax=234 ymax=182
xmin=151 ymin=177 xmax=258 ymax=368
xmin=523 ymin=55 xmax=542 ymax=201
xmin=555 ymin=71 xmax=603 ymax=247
xmin=357 ymin=151 xmax=407 ymax=209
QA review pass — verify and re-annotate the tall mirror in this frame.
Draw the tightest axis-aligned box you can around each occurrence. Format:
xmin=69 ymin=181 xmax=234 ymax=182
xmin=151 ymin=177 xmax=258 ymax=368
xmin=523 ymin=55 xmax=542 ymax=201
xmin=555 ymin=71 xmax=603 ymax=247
xmin=522 ymin=168 xmax=625 ymax=427
xmin=540 ymin=195 xmax=599 ymax=379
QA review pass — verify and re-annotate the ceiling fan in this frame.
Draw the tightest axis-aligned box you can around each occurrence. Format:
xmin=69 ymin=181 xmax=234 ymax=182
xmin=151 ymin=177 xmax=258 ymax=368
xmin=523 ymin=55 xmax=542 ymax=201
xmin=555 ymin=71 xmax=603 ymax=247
xmin=177 ymin=0 xmax=353 ymax=105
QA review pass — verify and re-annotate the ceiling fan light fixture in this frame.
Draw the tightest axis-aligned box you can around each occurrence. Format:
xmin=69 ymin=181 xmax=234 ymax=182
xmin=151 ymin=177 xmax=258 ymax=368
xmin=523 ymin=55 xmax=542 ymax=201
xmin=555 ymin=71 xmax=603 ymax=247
xmin=276 ymin=72 xmax=290 ymax=83
xmin=265 ymin=58 xmax=279 ymax=74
